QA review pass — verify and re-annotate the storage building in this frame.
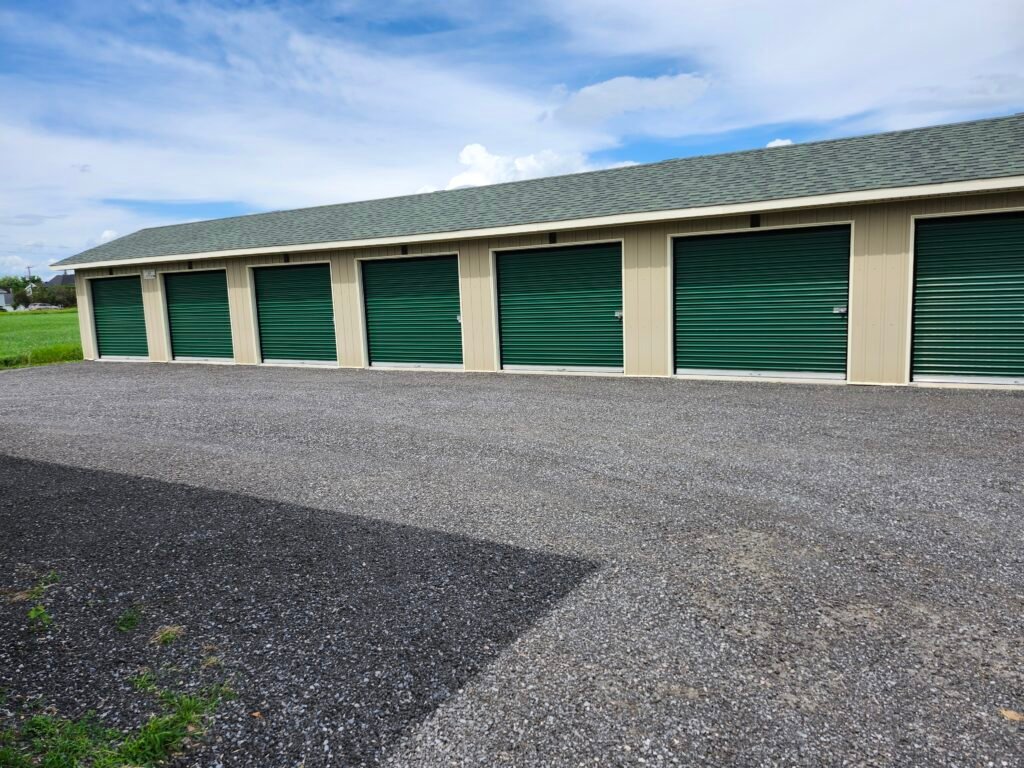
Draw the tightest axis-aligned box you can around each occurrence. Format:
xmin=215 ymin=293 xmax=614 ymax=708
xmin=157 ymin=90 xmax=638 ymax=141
xmin=53 ymin=114 xmax=1024 ymax=387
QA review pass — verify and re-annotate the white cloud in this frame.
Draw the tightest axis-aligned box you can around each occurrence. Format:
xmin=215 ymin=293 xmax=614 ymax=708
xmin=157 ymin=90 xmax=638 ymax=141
xmin=445 ymin=144 xmax=592 ymax=189
xmin=766 ymin=138 xmax=794 ymax=147
xmin=99 ymin=230 xmax=118 ymax=243
xmin=0 ymin=4 xmax=602 ymax=276
xmin=543 ymin=0 xmax=1024 ymax=134
xmin=1 ymin=0 xmax=1022 ymax=280
xmin=556 ymin=74 xmax=708 ymax=132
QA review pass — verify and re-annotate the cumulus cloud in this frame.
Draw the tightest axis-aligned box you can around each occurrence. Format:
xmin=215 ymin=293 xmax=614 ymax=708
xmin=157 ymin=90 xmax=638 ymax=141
xmin=766 ymin=138 xmax=794 ymax=147
xmin=445 ymin=144 xmax=592 ymax=189
xmin=99 ymin=229 xmax=118 ymax=243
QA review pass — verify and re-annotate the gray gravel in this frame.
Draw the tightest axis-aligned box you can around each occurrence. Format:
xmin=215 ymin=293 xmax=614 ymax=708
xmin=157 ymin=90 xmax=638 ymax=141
xmin=1 ymin=362 xmax=1022 ymax=767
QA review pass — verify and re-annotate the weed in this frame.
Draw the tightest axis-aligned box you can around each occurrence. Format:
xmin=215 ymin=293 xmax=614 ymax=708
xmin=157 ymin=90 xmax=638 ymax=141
xmin=9 ymin=571 xmax=60 ymax=603
xmin=130 ymin=670 xmax=156 ymax=693
xmin=150 ymin=625 xmax=184 ymax=646
xmin=27 ymin=604 xmax=52 ymax=632
xmin=115 ymin=606 xmax=142 ymax=632
xmin=201 ymin=655 xmax=222 ymax=669
xmin=0 ymin=685 xmax=226 ymax=767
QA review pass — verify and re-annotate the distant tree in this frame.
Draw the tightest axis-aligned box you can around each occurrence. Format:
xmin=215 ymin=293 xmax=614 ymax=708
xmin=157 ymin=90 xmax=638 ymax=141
xmin=0 ymin=275 xmax=43 ymax=294
xmin=9 ymin=282 xmax=75 ymax=308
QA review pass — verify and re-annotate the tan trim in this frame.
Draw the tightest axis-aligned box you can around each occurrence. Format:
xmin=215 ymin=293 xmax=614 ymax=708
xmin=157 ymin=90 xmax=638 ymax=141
xmin=51 ymin=175 xmax=1024 ymax=271
xmin=904 ymin=204 xmax=1024 ymax=383
xmin=247 ymin=259 xmax=340 ymax=367
xmin=352 ymin=250 xmax=463 ymax=370
xmin=158 ymin=265 xmax=229 ymax=363
xmin=666 ymin=221 xmax=855 ymax=381
xmin=488 ymin=238 xmax=626 ymax=373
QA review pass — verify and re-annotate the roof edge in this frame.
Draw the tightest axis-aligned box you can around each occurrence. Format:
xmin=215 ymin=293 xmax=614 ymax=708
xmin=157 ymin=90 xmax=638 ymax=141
xmin=53 ymin=174 xmax=1024 ymax=270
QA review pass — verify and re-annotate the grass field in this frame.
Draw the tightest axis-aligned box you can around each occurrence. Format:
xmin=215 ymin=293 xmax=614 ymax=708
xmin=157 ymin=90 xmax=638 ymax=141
xmin=0 ymin=309 xmax=83 ymax=369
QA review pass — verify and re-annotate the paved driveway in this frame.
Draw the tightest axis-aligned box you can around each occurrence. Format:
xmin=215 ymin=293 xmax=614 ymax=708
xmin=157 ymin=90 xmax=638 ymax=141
xmin=1 ymin=363 xmax=1022 ymax=766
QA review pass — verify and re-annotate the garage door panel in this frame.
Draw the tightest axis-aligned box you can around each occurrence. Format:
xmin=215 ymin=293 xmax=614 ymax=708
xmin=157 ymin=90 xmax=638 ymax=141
xmin=674 ymin=226 xmax=850 ymax=375
xmin=362 ymin=256 xmax=462 ymax=366
xmin=912 ymin=212 xmax=1024 ymax=382
xmin=497 ymin=244 xmax=623 ymax=370
xmin=91 ymin=276 xmax=148 ymax=358
xmin=254 ymin=264 xmax=337 ymax=363
xmin=164 ymin=271 xmax=233 ymax=360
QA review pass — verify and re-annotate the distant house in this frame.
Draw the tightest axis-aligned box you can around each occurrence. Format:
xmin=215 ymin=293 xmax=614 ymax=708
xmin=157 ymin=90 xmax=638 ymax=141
xmin=0 ymin=288 xmax=12 ymax=309
xmin=46 ymin=273 xmax=75 ymax=288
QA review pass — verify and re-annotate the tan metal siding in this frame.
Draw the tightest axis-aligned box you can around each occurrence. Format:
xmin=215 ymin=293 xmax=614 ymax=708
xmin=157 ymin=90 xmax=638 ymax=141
xmin=74 ymin=271 xmax=97 ymax=360
xmin=66 ymin=190 xmax=1024 ymax=387
xmin=763 ymin=191 xmax=1024 ymax=384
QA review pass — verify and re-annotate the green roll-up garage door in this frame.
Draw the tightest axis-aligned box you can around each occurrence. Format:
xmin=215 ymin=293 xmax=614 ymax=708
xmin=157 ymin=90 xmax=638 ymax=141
xmin=912 ymin=211 xmax=1024 ymax=384
xmin=91 ymin=276 xmax=148 ymax=359
xmin=254 ymin=264 xmax=337 ymax=363
xmin=496 ymin=243 xmax=623 ymax=371
xmin=674 ymin=226 xmax=850 ymax=377
xmin=164 ymin=271 xmax=233 ymax=360
xmin=362 ymin=255 xmax=462 ymax=367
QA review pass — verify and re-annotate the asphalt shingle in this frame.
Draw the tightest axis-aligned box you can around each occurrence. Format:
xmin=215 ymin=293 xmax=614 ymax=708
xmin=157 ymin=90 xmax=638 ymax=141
xmin=55 ymin=114 xmax=1024 ymax=267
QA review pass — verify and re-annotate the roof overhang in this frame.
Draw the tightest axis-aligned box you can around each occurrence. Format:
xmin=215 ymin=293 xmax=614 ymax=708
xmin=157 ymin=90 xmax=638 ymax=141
xmin=52 ymin=174 xmax=1024 ymax=270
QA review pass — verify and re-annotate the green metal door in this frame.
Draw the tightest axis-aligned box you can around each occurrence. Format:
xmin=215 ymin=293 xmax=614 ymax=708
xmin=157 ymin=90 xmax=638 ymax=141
xmin=496 ymin=243 xmax=623 ymax=370
xmin=362 ymin=255 xmax=462 ymax=366
xmin=253 ymin=264 xmax=337 ymax=363
xmin=164 ymin=271 xmax=233 ymax=360
xmin=913 ymin=211 xmax=1024 ymax=383
xmin=674 ymin=226 xmax=850 ymax=377
xmin=90 ymin=276 xmax=148 ymax=358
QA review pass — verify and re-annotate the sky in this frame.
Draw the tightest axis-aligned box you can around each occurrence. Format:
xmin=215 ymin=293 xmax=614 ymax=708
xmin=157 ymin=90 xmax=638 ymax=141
xmin=2 ymin=0 xmax=1023 ymax=279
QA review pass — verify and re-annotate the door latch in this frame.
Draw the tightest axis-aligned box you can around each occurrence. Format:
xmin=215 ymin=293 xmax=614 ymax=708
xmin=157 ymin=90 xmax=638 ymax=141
xmin=832 ymin=306 xmax=848 ymax=315
xmin=456 ymin=314 xmax=462 ymax=324
xmin=614 ymin=310 xmax=623 ymax=320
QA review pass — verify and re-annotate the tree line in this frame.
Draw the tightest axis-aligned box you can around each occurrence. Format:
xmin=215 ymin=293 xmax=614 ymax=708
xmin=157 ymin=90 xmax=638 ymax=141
xmin=0 ymin=275 xmax=77 ymax=308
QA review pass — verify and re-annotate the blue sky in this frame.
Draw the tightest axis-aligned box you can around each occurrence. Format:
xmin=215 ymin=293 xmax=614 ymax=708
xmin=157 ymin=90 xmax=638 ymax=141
xmin=2 ymin=0 xmax=1022 ymax=277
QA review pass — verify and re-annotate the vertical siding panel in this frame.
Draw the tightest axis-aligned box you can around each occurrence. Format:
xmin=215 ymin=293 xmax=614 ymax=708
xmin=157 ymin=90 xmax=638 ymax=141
xmin=74 ymin=271 xmax=97 ymax=360
xmin=652 ymin=223 xmax=671 ymax=376
xmin=639 ymin=225 xmax=653 ymax=372
xmin=140 ymin=271 xmax=169 ymax=362
xmin=333 ymin=251 xmax=362 ymax=367
xmin=622 ymin=227 xmax=639 ymax=375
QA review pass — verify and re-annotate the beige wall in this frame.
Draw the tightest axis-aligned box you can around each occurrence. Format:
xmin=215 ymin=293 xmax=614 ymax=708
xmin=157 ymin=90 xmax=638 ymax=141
xmin=73 ymin=190 xmax=1024 ymax=386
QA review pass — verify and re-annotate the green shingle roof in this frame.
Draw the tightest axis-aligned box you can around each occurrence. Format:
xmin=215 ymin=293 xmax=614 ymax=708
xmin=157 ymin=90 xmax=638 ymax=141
xmin=55 ymin=114 xmax=1024 ymax=267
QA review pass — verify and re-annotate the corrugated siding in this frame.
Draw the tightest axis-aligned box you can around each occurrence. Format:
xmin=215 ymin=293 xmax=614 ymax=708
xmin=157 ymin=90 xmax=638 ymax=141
xmin=497 ymin=243 xmax=623 ymax=368
xmin=253 ymin=263 xmax=337 ymax=362
xmin=90 ymin=276 xmax=148 ymax=358
xmin=362 ymin=255 xmax=462 ymax=365
xmin=71 ymin=190 xmax=1024 ymax=386
xmin=912 ymin=211 xmax=1024 ymax=379
xmin=674 ymin=226 xmax=850 ymax=374
xmin=164 ymin=270 xmax=233 ymax=359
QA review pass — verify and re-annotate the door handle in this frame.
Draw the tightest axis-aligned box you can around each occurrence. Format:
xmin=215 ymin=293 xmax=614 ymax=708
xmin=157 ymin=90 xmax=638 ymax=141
xmin=614 ymin=310 xmax=623 ymax=320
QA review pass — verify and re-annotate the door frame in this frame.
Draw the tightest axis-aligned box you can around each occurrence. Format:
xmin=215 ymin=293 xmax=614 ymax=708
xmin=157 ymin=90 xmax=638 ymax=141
xmin=489 ymin=238 xmax=626 ymax=374
xmin=354 ymin=250 xmax=465 ymax=370
xmin=85 ymin=272 xmax=150 ymax=362
xmin=666 ymin=220 xmax=855 ymax=382
xmin=248 ymin=260 xmax=338 ymax=366
xmin=159 ymin=266 xmax=235 ymax=365
xmin=906 ymin=205 xmax=1024 ymax=387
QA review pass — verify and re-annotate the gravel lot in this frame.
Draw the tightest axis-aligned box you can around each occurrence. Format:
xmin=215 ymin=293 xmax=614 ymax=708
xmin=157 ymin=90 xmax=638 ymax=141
xmin=1 ymin=362 xmax=1022 ymax=767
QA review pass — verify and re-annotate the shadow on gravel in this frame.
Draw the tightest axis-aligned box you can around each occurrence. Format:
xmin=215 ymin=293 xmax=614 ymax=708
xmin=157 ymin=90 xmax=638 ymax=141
xmin=0 ymin=454 xmax=597 ymax=767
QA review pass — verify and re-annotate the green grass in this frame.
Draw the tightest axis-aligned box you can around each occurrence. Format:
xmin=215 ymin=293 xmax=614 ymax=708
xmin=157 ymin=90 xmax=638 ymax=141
xmin=115 ymin=607 xmax=142 ymax=633
xmin=0 ymin=309 xmax=82 ymax=369
xmin=0 ymin=686 xmax=229 ymax=768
